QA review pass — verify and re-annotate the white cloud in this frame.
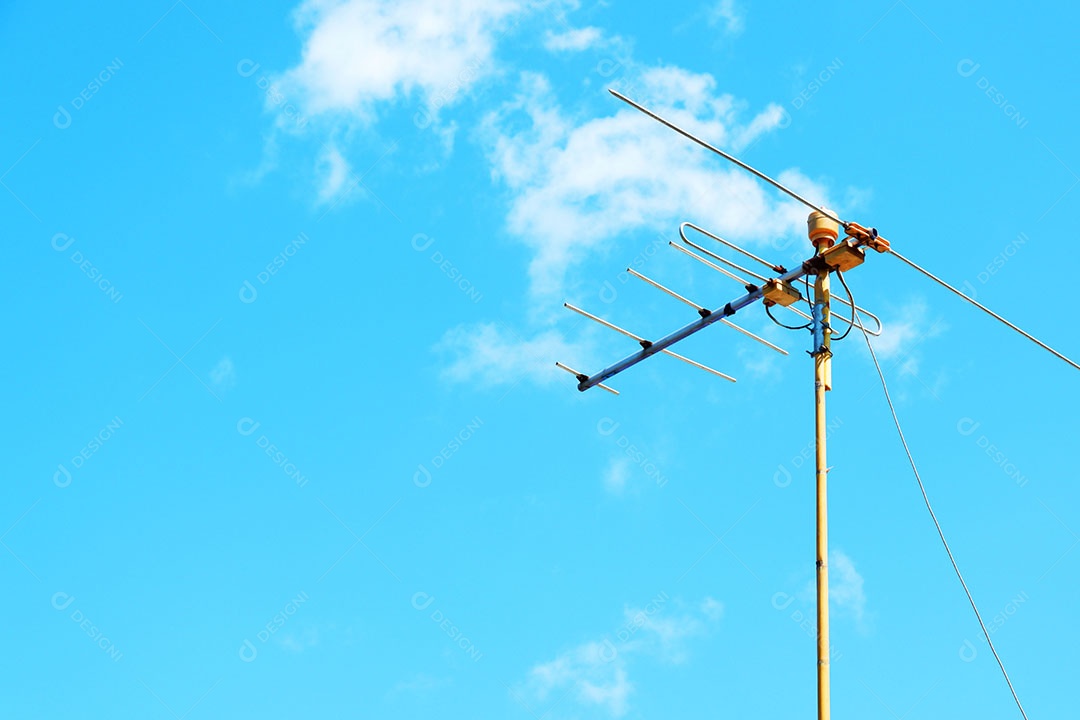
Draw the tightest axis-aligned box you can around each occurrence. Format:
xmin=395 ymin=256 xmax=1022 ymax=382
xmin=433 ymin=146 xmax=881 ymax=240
xmin=436 ymin=321 xmax=592 ymax=388
xmin=708 ymin=0 xmax=745 ymax=35
xmin=870 ymin=300 xmax=924 ymax=359
xmin=867 ymin=298 xmax=947 ymax=377
xmin=797 ymin=549 xmax=869 ymax=632
xmin=829 ymin=550 xmax=867 ymax=629
xmin=209 ymin=356 xmax=236 ymax=389
xmin=317 ymin=144 xmax=350 ymax=202
xmin=277 ymin=0 xmax=545 ymax=123
xmin=442 ymin=63 xmax=834 ymax=389
xmin=484 ymin=66 xmax=829 ymax=301
xmin=543 ymin=26 xmax=604 ymax=52
xmin=603 ymin=458 xmax=631 ymax=494
xmin=631 ymin=610 xmax=705 ymax=664
xmin=517 ymin=597 xmax=719 ymax=717
xmin=279 ymin=627 xmax=319 ymax=652
xmin=700 ymin=596 xmax=724 ymax=621
xmin=526 ymin=641 xmax=633 ymax=717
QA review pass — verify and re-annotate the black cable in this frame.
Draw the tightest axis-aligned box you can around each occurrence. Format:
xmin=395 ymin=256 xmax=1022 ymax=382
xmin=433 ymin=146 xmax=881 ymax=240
xmin=830 ymin=270 xmax=857 ymax=342
xmin=765 ymin=302 xmax=811 ymax=331
xmin=853 ymin=307 xmax=1030 ymax=720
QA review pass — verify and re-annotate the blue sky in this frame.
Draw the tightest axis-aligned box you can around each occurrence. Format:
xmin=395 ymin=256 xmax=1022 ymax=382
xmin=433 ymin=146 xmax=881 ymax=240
xmin=3 ymin=0 xmax=1078 ymax=717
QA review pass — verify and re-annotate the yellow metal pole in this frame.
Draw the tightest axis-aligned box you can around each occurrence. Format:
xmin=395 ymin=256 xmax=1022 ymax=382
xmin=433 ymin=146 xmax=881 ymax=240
xmin=814 ymin=266 xmax=832 ymax=720
xmin=807 ymin=209 xmax=838 ymax=720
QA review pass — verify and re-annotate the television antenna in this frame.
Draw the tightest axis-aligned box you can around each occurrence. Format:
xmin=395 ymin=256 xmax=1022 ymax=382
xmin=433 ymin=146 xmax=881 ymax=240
xmin=556 ymin=88 xmax=1080 ymax=720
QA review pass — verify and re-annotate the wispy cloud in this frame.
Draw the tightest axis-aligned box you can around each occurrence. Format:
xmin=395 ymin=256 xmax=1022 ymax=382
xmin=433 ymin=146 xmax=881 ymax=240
xmin=866 ymin=298 xmax=947 ymax=380
xmin=443 ymin=61 xmax=834 ymax=389
xmin=700 ymin=596 xmax=724 ymax=621
xmin=829 ymin=550 xmax=868 ymax=631
xmin=317 ymin=144 xmax=350 ymax=202
xmin=282 ymin=629 xmax=319 ymax=652
xmin=436 ymin=321 xmax=593 ymax=389
xmin=707 ymin=0 xmax=745 ymax=35
xmin=483 ymin=67 xmax=827 ymax=301
xmin=515 ymin=596 xmax=720 ymax=718
xmin=543 ymin=26 xmax=605 ymax=52
xmin=603 ymin=458 xmax=631 ymax=495
xmin=797 ymin=549 xmax=870 ymax=633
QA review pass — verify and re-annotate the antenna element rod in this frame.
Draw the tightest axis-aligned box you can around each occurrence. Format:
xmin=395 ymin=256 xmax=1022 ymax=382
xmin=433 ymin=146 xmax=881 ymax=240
xmin=577 ymin=262 xmax=812 ymax=391
xmin=889 ymin=249 xmax=1080 ymax=372
xmin=609 ymin=89 xmax=846 ymax=227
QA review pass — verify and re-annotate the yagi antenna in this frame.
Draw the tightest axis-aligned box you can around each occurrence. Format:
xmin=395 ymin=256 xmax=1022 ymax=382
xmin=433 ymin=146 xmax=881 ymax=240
xmin=679 ymin=224 xmax=884 ymax=336
xmin=553 ymin=89 xmax=1079 ymax=720
xmin=564 ymin=303 xmax=736 ymax=382
xmin=625 ymin=268 xmax=788 ymax=355
xmin=680 ymin=221 xmax=785 ymax=273
xmin=610 ymin=87 xmax=1078 ymax=371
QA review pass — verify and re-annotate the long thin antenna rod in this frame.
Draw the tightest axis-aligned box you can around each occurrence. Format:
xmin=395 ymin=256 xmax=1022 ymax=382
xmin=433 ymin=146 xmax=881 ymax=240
xmin=564 ymin=303 xmax=736 ymax=382
xmin=625 ymin=268 xmax=704 ymax=310
xmin=889 ymin=249 xmax=1080 ymax=372
xmin=669 ymin=241 xmax=754 ymax=286
xmin=609 ymin=89 xmax=845 ymax=227
xmin=681 ymin=221 xmax=785 ymax=273
xmin=614 ymin=91 xmax=1072 ymax=367
xmin=626 ymin=269 xmax=789 ymax=355
xmin=680 ymin=228 xmax=883 ymax=335
xmin=670 ymin=241 xmax=837 ymax=329
xmin=683 ymin=236 xmax=770 ymax=283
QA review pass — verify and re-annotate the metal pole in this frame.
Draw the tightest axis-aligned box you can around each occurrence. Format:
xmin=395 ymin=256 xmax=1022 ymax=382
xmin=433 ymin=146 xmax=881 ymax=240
xmin=812 ymin=266 xmax=832 ymax=720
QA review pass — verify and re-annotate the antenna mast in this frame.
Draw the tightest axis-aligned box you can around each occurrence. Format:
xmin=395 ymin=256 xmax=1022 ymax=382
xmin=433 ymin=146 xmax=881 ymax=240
xmin=557 ymin=88 xmax=1070 ymax=719
xmin=809 ymin=210 xmax=839 ymax=720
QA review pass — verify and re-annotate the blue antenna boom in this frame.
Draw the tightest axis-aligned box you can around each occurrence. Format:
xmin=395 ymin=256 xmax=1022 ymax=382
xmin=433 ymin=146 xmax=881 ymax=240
xmin=575 ymin=261 xmax=813 ymax=391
